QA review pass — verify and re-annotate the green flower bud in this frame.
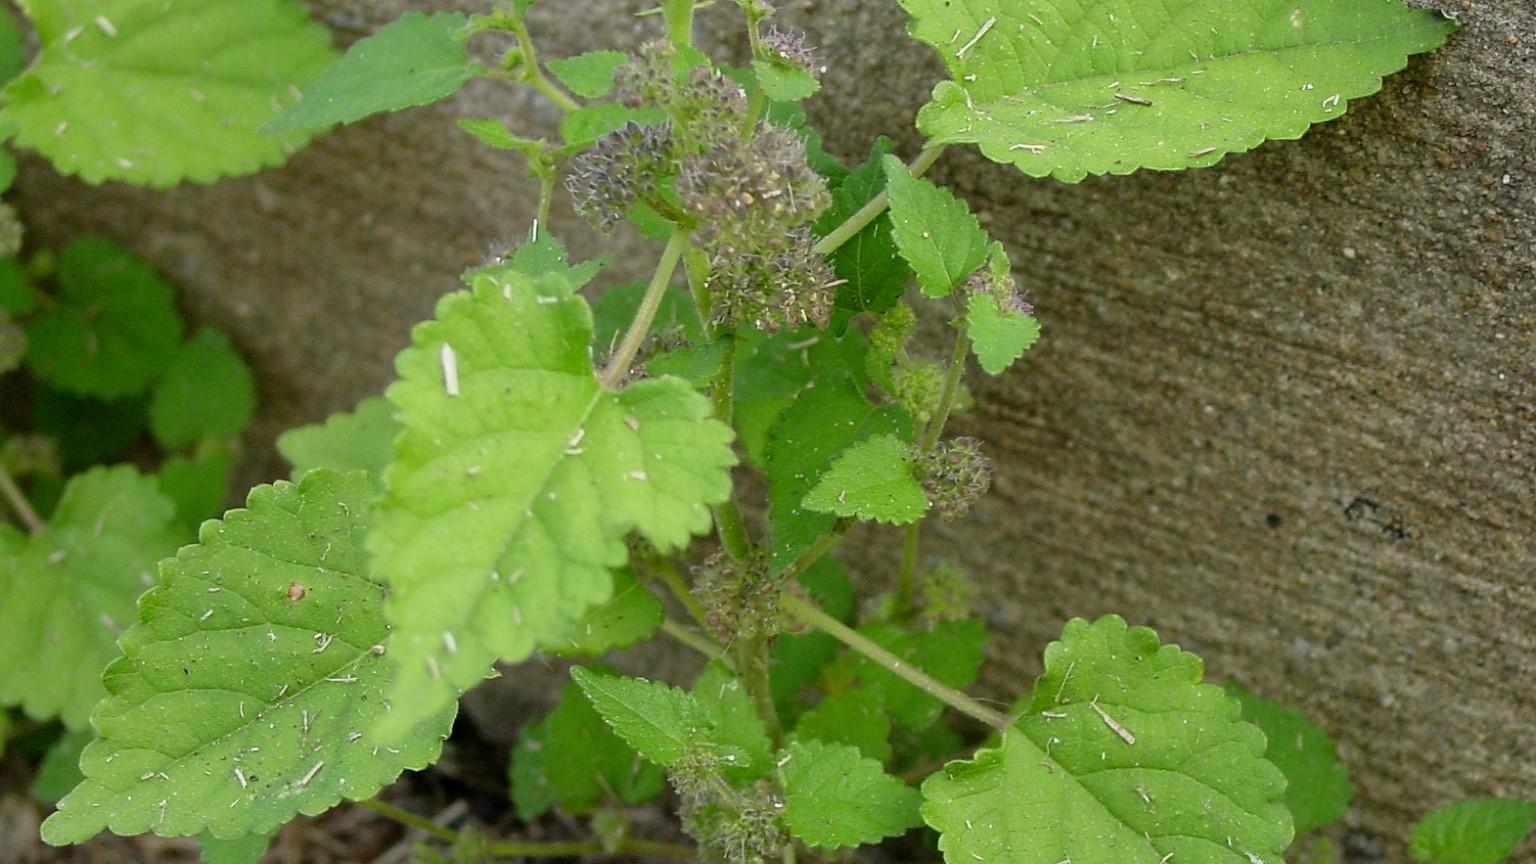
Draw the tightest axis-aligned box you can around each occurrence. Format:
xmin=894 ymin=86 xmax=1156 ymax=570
xmin=891 ymin=360 xmax=944 ymax=425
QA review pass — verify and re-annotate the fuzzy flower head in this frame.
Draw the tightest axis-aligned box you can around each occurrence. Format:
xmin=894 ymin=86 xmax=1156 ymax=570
xmin=707 ymin=229 xmax=836 ymax=334
xmin=565 ymin=121 xmax=675 ymax=231
xmin=917 ymin=436 xmax=993 ymax=519
xmin=615 ymin=41 xmax=747 ymax=146
xmin=677 ymin=123 xmax=830 ymax=251
xmin=694 ymin=550 xmax=780 ymax=641
xmin=762 ymin=26 xmax=825 ymax=77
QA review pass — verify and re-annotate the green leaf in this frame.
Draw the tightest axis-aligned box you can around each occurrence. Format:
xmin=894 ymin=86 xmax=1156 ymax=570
xmin=559 ymin=103 xmax=668 ymax=149
xmin=40 ymin=470 xmax=456 ymax=845
xmin=458 ymin=118 xmax=546 ymax=156
xmin=158 ymin=452 xmax=235 ymax=533
xmin=550 ymin=569 xmax=664 ymax=656
xmin=0 ymin=5 xmax=24 ymax=86
xmin=0 ymin=466 xmax=183 ymax=728
xmin=793 ymin=687 xmax=892 ymax=764
xmin=370 ymin=270 xmax=735 ymax=741
xmin=465 ymin=229 xmax=604 ymax=291
xmin=150 ymin=329 xmax=256 ymax=449
xmin=752 ymin=59 xmax=821 ymax=102
xmin=509 ymin=718 xmax=555 ymax=821
xmin=898 ymin=0 xmax=1456 ymax=181
xmin=814 ymin=139 xmax=910 ymax=329
xmin=693 ymin=661 xmax=773 ymax=781
xmin=1409 ymin=799 xmax=1536 ymax=864
xmin=0 ymin=255 xmax=33 ymax=315
xmin=266 ymin=12 xmax=478 ymax=132
xmin=25 ymin=237 xmax=184 ymax=398
xmin=765 ymin=376 xmax=911 ymax=571
xmin=548 ymin=51 xmax=629 ymax=99
xmin=570 ymin=667 xmax=710 ymax=768
xmin=31 ymin=388 xmax=148 ymax=470
xmin=199 ymin=832 xmax=271 ymax=864
xmin=31 ymin=728 xmax=93 ymax=803
xmin=803 ymin=433 xmax=928 ymax=524
xmin=543 ymin=675 xmax=666 ymax=813
xmin=852 ymin=619 xmax=986 ymax=732
xmin=920 ymin=615 xmax=1292 ymax=864
xmin=2 ymin=0 xmax=333 ymax=186
xmin=770 ymin=557 xmax=855 ymax=714
xmin=276 ymin=396 xmax=399 ymax=482
xmin=590 ymin=282 xmax=702 ymax=351
xmin=967 ymin=294 xmax=1039 ymax=375
xmin=779 ymin=739 xmax=922 ymax=848
xmin=883 ymin=156 xmax=989 ymax=298
xmin=1229 ymin=685 xmax=1353 ymax=836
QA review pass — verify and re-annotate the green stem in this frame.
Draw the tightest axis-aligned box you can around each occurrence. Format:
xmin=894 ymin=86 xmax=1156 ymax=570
xmin=507 ymin=14 xmax=581 ymax=113
xmin=778 ymin=523 xmax=847 ymax=584
xmin=660 ymin=618 xmax=735 ymax=669
xmin=709 ymin=337 xmax=753 ymax=561
xmin=536 ymin=169 xmax=555 ymax=227
xmin=486 ymin=838 xmax=699 ymax=859
xmin=0 ymin=462 xmax=43 ymax=535
xmin=661 ymin=0 xmax=696 ymax=48
xmin=600 ymin=228 xmax=691 ymax=388
xmin=918 ymin=313 xmax=971 ymax=452
xmin=737 ymin=634 xmax=784 ymax=747
xmin=358 ymin=799 xmax=459 ymax=843
xmin=897 ymin=522 xmax=920 ymax=616
xmin=781 ymin=593 xmax=1008 ymax=729
xmin=652 ymin=558 xmax=709 ymax=626
xmin=811 ymin=145 xmax=947 ymax=257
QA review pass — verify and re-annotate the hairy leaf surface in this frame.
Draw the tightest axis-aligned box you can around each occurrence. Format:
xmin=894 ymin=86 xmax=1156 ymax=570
xmin=571 ymin=667 xmax=710 ymax=767
xmin=3 ymin=0 xmax=332 ymax=185
xmin=371 ymin=271 xmax=734 ymax=740
xmin=276 ymin=396 xmax=399 ymax=482
xmin=548 ymin=51 xmax=628 ymax=99
xmin=1409 ymin=799 xmax=1536 ymax=864
xmin=813 ymin=139 xmax=910 ymax=329
xmin=884 ymin=156 xmax=989 ymax=298
xmin=921 ymin=615 xmax=1292 ymax=864
xmin=0 ymin=467 xmax=183 ymax=728
xmin=541 ymin=675 xmax=665 ymax=813
xmin=968 ymin=293 xmax=1039 ymax=375
xmin=898 ymin=0 xmax=1455 ymax=181
xmin=267 ymin=12 xmax=477 ymax=132
xmin=765 ymin=377 xmax=910 ymax=571
xmin=41 ymin=471 xmax=454 ymax=844
xmin=803 ymin=433 xmax=928 ymax=524
xmin=25 ymin=237 xmax=183 ymax=399
xmin=693 ymin=662 xmax=773 ymax=782
xmin=779 ymin=739 xmax=922 ymax=848
xmin=551 ymin=569 xmax=663 ymax=656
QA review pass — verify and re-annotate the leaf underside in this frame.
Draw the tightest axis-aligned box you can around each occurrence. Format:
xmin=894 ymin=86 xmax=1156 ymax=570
xmin=898 ymin=0 xmax=1456 ymax=181
xmin=41 ymin=470 xmax=455 ymax=845
xmin=2 ymin=0 xmax=333 ymax=186
xmin=369 ymin=267 xmax=734 ymax=741
xmin=921 ymin=615 xmax=1293 ymax=864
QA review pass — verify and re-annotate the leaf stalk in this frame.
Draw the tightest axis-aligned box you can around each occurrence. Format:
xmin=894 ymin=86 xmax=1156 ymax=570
xmin=600 ymin=227 xmax=691 ymax=388
xmin=811 ymin=144 xmax=948 ymax=257
xmin=0 ymin=462 xmax=44 ymax=535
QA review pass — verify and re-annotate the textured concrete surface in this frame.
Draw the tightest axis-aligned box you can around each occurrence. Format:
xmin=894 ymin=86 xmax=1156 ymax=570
xmin=12 ymin=0 xmax=1534 ymax=859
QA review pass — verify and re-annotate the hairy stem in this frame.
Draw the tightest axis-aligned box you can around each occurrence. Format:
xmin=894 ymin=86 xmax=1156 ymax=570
xmin=600 ymin=228 xmax=691 ymax=388
xmin=737 ymin=634 xmax=785 ymax=747
xmin=358 ymin=799 xmax=459 ymax=843
xmin=661 ymin=618 xmax=735 ymax=668
xmin=536 ymin=170 xmax=555 ymax=226
xmin=918 ymin=313 xmax=971 ymax=453
xmin=661 ymin=0 xmax=696 ymax=48
xmin=778 ymin=523 xmax=848 ymax=584
xmin=652 ymin=557 xmax=709 ymax=626
xmin=507 ymin=13 xmax=581 ymax=113
xmin=0 ymin=462 xmax=43 ymax=535
xmin=811 ymin=144 xmax=947 ymax=257
xmin=488 ymin=838 xmax=699 ymax=860
xmin=781 ymin=594 xmax=1009 ymax=729
xmin=709 ymin=337 xmax=754 ymax=560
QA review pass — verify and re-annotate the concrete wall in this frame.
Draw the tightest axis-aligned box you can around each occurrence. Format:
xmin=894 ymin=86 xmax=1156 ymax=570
xmin=13 ymin=0 xmax=1533 ymax=858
